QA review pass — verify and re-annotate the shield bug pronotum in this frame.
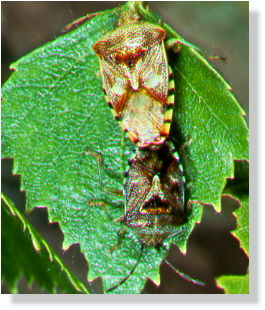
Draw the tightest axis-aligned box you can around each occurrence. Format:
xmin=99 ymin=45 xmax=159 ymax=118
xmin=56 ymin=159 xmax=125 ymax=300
xmin=119 ymin=142 xmax=187 ymax=247
xmin=93 ymin=7 xmax=175 ymax=149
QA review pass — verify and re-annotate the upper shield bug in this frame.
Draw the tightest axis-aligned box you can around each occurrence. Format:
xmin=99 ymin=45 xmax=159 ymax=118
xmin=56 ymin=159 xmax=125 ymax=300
xmin=119 ymin=142 xmax=187 ymax=246
xmin=93 ymin=8 xmax=175 ymax=149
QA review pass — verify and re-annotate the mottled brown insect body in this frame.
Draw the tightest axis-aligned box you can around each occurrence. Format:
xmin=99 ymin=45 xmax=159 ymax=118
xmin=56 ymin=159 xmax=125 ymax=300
xmin=119 ymin=142 xmax=186 ymax=246
xmin=120 ymin=90 xmax=165 ymax=147
xmin=93 ymin=22 xmax=168 ymax=102
xmin=93 ymin=12 xmax=175 ymax=148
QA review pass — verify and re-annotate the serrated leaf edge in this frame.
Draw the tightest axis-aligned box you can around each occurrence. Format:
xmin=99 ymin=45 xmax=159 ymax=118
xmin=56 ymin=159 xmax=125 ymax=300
xmin=1 ymin=192 xmax=90 ymax=294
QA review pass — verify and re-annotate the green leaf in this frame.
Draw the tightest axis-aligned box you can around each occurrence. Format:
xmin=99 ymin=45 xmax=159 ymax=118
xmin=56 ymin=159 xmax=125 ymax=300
xmin=217 ymin=274 xmax=249 ymax=294
xmin=1 ymin=1 xmax=248 ymax=293
xmin=1 ymin=193 xmax=89 ymax=293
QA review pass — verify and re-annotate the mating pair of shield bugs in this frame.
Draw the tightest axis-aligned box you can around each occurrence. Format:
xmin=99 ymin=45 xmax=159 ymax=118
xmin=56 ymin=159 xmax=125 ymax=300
xmin=93 ymin=6 xmax=189 ymax=249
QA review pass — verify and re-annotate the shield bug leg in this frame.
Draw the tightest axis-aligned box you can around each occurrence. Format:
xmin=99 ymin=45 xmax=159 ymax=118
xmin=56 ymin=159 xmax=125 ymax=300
xmin=166 ymin=37 xmax=226 ymax=63
xmin=85 ymin=150 xmax=123 ymax=220
xmin=168 ymin=141 xmax=189 ymax=218
xmin=177 ymin=136 xmax=192 ymax=181
xmin=85 ymin=150 xmax=132 ymax=255
xmin=165 ymin=37 xmax=201 ymax=53
xmin=62 ymin=13 xmax=99 ymax=32
xmin=85 ymin=149 xmax=123 ymax=196
xmin=109 ymin=227 xmax=127 ymax=254
xmin=165 ymin=38 xmax=182 ymax=53
xmin=87 ymin=200 xmax=114 ymax=222
xmin=172 ymin=137 xmax=194 ymax=215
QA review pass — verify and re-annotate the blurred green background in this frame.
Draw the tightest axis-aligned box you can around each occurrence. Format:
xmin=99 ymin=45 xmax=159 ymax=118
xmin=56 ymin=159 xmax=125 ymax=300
xmin=1 ymin=1 xmax=249 ymax=294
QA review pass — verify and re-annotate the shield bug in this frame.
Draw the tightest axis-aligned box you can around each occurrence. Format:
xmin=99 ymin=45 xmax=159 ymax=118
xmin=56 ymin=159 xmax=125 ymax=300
xmin=119 ymin=142 xmax=187 ymax=246
xmin=87 ymin=143 xmax=196 ymax=292
xmin=93 ymin=8 xmax=175 ymax=149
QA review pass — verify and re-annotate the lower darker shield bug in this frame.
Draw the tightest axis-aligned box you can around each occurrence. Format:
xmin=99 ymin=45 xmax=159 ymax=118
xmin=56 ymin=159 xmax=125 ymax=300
xmin=119 ymin=142 xmax=187 ymax=246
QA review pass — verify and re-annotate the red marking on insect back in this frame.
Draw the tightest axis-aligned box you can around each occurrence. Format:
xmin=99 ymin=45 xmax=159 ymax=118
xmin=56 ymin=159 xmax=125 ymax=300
xmin=114 ymin=49 xmax=146 ymax=67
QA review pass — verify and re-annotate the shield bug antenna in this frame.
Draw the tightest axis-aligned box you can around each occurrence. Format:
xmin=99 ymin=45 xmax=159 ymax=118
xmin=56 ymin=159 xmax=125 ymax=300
xmin=106 ymin=243 xmax=145 ymax=293
xmin=93 ymin=6 xmax=176 ymax=149
xmin=85 ymin=150 xmax=123 ymax=221
xmin=164 ymin=258 xmax=206 ymax=287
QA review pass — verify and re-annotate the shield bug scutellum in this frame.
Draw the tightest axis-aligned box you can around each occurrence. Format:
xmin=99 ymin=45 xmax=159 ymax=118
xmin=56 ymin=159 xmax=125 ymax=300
xmin=93 ymin=7 xmax=175 ymax=149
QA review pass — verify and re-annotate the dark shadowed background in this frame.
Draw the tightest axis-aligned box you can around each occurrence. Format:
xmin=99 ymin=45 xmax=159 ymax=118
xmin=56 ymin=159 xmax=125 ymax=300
xmin=1 ymin=1 xmax=249 ymax=294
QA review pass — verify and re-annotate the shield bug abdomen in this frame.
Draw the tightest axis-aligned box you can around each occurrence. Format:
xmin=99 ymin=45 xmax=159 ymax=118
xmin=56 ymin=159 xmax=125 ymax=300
xmin=93 ymin=13 xmax=175 ymax=149
xmin=119 ymin=142 xmax=186 ymax=246
xmin=117 ymin=89 xmax=165 ymax=147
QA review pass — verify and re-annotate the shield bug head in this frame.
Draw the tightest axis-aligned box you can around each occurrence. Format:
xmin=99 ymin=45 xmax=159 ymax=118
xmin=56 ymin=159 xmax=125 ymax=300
xmin=93 ymin=8 xmax=175 ymax=149
xmin=119 ymin=142 xmax=187 ymax=246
